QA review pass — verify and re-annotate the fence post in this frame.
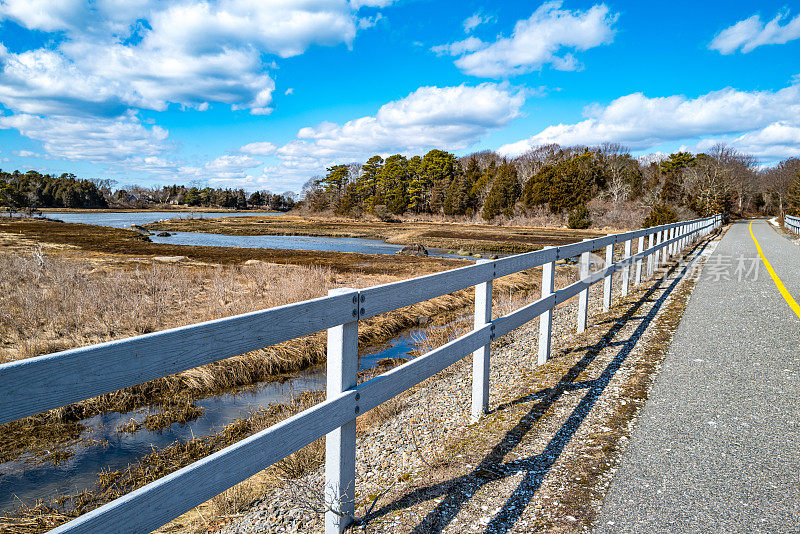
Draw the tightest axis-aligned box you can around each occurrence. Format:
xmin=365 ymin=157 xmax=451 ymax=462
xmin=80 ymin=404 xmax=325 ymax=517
xmin=652 ymin=231 xmax=659 ymax=272
xmin=471 ymin=259 xmax=493 ymax=422
xmin=635 ymin=235 xmax=644 ymax=286
xmin=647 ymin=233 xmax=655 ymax=278
xmin=325 ymin=288 xmax=359 ymax=534
xmin=681 ymin=224 xmax=686 ymax=249
xmin=621 ymin=239 xmax=632 ymax=297
xmin=668 ymin=227 xmax=675 ymax=257
xmin=577 ymin=239 xmax=591 ymax=333
xmin=673 ymin=226 xmax=679 ymax=255
xmin=538 ymin=249 xmax=555 ymax=365
xmin=603 ymin=239 xmax=614 ymax=312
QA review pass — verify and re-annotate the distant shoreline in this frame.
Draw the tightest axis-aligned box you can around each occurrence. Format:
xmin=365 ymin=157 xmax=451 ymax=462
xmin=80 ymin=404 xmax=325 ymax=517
xmin=30 ymin=207 xmax=277 ymax=214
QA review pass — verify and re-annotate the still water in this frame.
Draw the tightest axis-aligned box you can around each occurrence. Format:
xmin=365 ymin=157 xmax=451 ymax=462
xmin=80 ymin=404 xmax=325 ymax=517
xmin=0 ymin=213 xmax=459 ymax=512
xmin=41 ymin=211 xmax=469 ymax=259
xmin=0 ymin=329 xmax=424 ymax=512
xmin=46 ymin=211 xmax=282 ymax=228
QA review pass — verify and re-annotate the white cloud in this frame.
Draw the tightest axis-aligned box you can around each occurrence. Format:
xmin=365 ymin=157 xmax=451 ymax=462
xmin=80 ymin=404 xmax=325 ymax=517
xmin=432 ymin=37 xmax=486 ymax=56
xmin=63 ymin=40 xmax=276 ymax=114
xmin=0 ymin=45 xmax=135 ymax=116
xmin=349 ymin=0 xmax=396 ymax=8
xmin=358 ymin=13 xmax=385 ymax=29
xmin=139 ymin=1 xmax=359 ymax=60
xmin=0 ymin=0 xmax=88 ymax=32
xmin=0 ymin=0 xmax=387 ymax=120
xmin=497 ymin=83 xmax=800 ymax=160
xmin=267 ymin=83 xmax=524 ymax=188
xmin=696 ymin=122 xmax=800 ymax=159
xmin=463 ymin=12 xmax=495 ymax=33
xmin=198 ymin=154 xmax=263 ymax=179
xmin=13 ymin=149 xmax=38 ymax=157
xmin=0 ymin=111 xmax=171 ymax=167
xmin=240 ymin=141 xmax=278 ymax=156
xmin=0 ymin=0 xmax=398 ymax=172
xmin=285 ymin=88 xmax=294 ymax=96
xmin=207 ymin=83 xmax=524 ymax=191
xmin=710 ymin=11 xmax=800 ymax=54
xmin=439 ymin=1 xmax=617 ymax=78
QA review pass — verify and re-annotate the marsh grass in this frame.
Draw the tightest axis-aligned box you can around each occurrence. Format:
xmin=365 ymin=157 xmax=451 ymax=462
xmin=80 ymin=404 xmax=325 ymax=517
xmin=0 ymin=246 xmax=550 ymax=464
xmin=0 ymin=247 xmax=572 ymax=532
xmin=0 ymin=250 xmax=350 ymax=464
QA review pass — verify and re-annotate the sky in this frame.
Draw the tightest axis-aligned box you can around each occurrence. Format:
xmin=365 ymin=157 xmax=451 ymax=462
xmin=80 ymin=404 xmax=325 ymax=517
xmin=0 ymin=0 xmax=798 ymax=193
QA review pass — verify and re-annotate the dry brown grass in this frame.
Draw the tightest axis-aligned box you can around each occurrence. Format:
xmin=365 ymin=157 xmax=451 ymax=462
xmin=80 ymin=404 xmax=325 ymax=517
xmin=0 ymin=227 xmax=583 ymax=533
xmin=0 ymin=244 xmax=552 ymax=467
xmin=0 ymin=250 xmax=339 ymax=363
xmin=0 ymin=250 xmax=348 ymax=465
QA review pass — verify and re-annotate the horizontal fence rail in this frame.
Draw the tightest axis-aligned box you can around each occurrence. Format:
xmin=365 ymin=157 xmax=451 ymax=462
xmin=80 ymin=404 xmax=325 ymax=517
xmin=786 ymin=214 xmax=800 ymax=235
xmin=0 ymin=214 xmax=723 ymax=534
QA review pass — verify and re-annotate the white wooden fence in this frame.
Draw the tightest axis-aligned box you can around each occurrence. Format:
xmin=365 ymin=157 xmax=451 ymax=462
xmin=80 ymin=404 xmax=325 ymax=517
xmin=0 ymin=214 xmax=722 ymax=534
xmin=786 ymin=214 xmax=800 ymax=235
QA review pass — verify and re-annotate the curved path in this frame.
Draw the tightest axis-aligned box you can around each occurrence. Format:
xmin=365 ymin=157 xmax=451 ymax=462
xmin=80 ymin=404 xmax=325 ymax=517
xmin=596 ymin=219 xmax=800 ymax=533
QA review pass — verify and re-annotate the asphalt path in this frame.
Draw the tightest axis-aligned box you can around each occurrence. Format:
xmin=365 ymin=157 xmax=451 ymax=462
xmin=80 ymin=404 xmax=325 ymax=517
xmin=596 ymin=219 xmax=800 ymax=533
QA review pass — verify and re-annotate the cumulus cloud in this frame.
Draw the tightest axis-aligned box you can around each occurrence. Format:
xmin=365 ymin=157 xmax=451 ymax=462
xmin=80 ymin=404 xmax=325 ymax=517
xmin=0 ymin=1 xmax=376 ymax=117
xmin=240 ymin=141 xmax=278 ymax=156
xmin=0 ymin=0 xmax=89 ymax=32
xmin=696 ymin=122 xmax=800 ymax=159
xmin=13 ymin=150 xmax=39 ymax=157
xmin=438 ymin=1 xmax=617 ymax=78
xmin=0 ymin=0 xmax=393 ymax=171
xmin=206 ymin=83 xmax=524 ymax=191
xmin=65 ymin=40 xmax=276 ymax=114
xmin=349 ymin=0 xmax=396 ymax=8
xmin=497 ymin=83 xmax=800 ymax=159
xmin=710 ymin=11 xmax=800 ymax=54
xmin=193 ymin=154 xmax=263 ymax=180
xmin=0 ymin=111 xmax=171 ymax=167
xmin=267 ymin=83 xmax=524 ymax=187
xmin=0 ymin=44 xmax=273 ymax=116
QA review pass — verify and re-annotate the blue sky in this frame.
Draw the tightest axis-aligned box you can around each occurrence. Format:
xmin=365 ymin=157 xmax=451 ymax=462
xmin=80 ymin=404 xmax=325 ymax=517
xmin=0 ymin=0 xmax=798 ymax=192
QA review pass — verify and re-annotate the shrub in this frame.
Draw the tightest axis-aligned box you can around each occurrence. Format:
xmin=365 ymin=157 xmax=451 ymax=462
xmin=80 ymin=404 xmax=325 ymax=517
xmin=642 ymin=202 xmax=678 ymax=227
xmin=567 ymin=204 xmax=592 ymax=229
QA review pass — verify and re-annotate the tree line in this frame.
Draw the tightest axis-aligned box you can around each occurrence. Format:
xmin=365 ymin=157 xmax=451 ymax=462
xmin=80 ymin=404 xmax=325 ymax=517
xmin=0 ymin=171 xmax=296 ymax=213
xmin=113 ymin=184 xmax=296 ymax=211
xmin=0 ymin=170 xmax=108 ymax=210
xmin=301 ymin=144 xmax=800 ymax=227
xmin=2 ymin=147 xmax=799 ymax=227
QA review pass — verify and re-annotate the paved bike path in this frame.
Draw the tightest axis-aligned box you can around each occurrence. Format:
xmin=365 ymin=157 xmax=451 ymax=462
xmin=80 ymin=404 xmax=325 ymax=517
xmin=596 ymin=219 xmax=800 ymax=533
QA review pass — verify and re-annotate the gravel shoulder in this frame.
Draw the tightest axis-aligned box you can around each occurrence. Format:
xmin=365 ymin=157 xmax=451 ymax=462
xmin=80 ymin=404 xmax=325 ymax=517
xmin=211 ymin=231 xmax=722 ymax=534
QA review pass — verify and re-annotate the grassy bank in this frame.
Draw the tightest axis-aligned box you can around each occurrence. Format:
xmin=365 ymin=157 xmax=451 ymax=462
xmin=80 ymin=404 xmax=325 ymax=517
xmin=0 ymin=260 xmax=578 ymax=533
xmin=0 ymin=215 xmax=588 ymax=531
xmin=143 ymin=214 xmax=605 ymax=254
xmin=0 ymin=218 xmax=468 ymax=276
xmin=0 ymin=233 xmax=555 ymax=467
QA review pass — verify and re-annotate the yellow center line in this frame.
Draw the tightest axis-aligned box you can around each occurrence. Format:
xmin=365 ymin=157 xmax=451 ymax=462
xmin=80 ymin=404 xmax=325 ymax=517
xmin=749 ymin=220 xmax=800 ymax=319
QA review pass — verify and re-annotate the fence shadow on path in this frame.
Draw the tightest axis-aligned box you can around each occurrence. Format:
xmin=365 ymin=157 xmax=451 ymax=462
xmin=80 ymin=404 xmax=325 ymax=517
xmin=358 ymin=233 xmax=717 ymax=534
